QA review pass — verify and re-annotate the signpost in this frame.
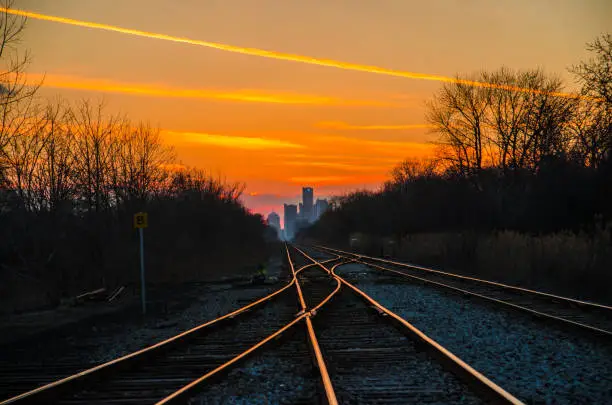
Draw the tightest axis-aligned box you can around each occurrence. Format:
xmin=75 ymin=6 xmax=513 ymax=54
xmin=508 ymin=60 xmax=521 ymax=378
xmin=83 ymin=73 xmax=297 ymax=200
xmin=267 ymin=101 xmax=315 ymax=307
xmin=134 ymin=212 xmax=148 ymax=314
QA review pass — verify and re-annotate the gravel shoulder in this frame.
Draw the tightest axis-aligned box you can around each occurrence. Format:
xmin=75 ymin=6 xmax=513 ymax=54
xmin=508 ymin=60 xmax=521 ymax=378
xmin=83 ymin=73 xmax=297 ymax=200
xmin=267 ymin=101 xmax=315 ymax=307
xmin=86 ymin=282 xmax=285 ymax=364
xmin=1 ymin=249 xmax=291 ymax=402
xmin=336 ymin=263 xmax=612 ymax=405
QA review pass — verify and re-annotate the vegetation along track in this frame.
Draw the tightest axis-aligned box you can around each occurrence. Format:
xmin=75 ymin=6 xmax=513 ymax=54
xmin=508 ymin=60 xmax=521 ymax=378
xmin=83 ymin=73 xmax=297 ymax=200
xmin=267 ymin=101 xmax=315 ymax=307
xmin=316 ymin=245 xmax=612 ymax=337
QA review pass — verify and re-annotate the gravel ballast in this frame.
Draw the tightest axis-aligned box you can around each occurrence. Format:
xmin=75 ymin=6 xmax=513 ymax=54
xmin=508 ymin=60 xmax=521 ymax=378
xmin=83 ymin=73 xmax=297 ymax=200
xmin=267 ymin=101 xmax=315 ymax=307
xmin=189 ymin=324 xmax=318 ymax=405
xmin=0 ymin=281 xmax=286 ymax=401
xmin=337 ymin=263 xmax=612 ymax=404
xmin=86 ymin=283 xmax=282 ymax=363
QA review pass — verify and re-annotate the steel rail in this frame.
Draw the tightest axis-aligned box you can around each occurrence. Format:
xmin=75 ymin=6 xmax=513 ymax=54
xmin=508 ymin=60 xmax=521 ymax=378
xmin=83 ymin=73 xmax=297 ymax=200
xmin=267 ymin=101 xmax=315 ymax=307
xmin=155 ymin=314 xmax=308 ymax=404
xmin=317 ymin=245 xmax=612 ymax=311
xmin=288 ymin=247 xmax=308 ymax=313
xmin=154 ymin=246 xmax=343 ymax=404
xmin=0 ymin=271 xmax=300 ymax=405
xmin=315 ymin=245 xmax=612 ymax=337
xmin=356 ymin=259 xmax=612 ymax=337
xmin=285 ymin=244 xmax=339 ymax=405
xmin=310 ymin=262 xmax=343 ymax=314
xmin=292 ymin=250 xmax=344 ymax=314
xmin=293 ymin=245 xmax=524 ymax=405
xmin=294 ymin=257 xmax=341 ymax=276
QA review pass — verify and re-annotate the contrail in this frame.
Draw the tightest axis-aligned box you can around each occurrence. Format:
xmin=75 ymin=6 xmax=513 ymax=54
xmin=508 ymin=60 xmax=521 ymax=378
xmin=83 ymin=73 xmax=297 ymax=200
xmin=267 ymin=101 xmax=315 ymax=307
xmin=1 ymin=7 xmax=589 ymax=99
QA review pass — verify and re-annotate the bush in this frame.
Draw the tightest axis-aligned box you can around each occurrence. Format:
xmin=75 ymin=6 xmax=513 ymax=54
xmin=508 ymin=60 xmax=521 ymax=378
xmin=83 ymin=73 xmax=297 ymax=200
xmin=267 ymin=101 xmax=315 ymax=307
xmin=395 ymin=226 xmax=612 ymax=303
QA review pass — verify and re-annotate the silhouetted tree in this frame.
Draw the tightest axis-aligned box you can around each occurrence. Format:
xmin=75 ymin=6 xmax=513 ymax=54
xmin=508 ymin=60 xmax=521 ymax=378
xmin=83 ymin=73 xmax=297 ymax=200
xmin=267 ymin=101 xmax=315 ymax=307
xmin=426 ymin=74 xmax=489 ymax=176
xmin=569 ymin=34 xmax=612 ymax=168
xmin=427 ymin=68 xmax=574 ymax=178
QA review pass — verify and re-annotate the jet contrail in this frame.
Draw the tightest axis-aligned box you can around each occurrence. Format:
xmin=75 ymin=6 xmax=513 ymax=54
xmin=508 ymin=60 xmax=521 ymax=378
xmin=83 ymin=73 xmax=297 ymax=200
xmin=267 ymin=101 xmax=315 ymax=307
xmin=0 ymin=7 xmax=590 ymax=100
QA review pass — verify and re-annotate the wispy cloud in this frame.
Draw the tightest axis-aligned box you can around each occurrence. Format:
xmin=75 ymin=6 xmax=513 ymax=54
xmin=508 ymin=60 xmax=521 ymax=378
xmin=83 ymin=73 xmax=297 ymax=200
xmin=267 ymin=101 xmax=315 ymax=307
xmin=314 ymin=134 xmax=435 ymax=150
xmin=289 ymin=176 xmax=349 ymax=184
xmin=278 ymin=152 xmax=402 ymax=164
xmin=317 ymin=121 xmax=435 ymax=130
xmin=2 ymin=7 xmax=589 ymax=99
xmin=281 ymin=160 xmax=379 ymax=171
xmin=163 ymin=130 xmax=305 ymax=150
xmin=31 ymin=73 xmax=391 ymax=106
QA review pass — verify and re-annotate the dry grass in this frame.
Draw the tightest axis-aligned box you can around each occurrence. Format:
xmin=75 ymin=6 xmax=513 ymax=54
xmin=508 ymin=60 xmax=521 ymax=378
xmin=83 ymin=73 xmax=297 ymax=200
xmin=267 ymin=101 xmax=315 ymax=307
xmin=354 ymin=226 xmax=612 ymax=303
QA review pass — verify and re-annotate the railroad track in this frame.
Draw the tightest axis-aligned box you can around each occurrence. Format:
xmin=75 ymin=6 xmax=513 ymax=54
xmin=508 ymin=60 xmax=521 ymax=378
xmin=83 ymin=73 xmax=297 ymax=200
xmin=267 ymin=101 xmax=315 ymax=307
xmin=0 ymin=245 xmax=524 ymax=404
xmin=296 ymin=250 xmax=480 ymax=403
xmin=288 ymin=246 xmax=521 ymax=404
xmin=0 ymin=282 xmax=287 ymax=399
xmin=0 ymin=280 xmax=305 ymax=404
xmin=315 ymin=245 xmax=612 ymax=338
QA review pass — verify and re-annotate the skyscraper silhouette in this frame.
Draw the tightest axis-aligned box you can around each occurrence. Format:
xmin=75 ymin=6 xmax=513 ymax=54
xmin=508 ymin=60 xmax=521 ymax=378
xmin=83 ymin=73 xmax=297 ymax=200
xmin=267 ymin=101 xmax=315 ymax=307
xmin=283 ymin=204 xmax=298 ymax=240
xmin=302 ymin=187 xmax=313 ymax=222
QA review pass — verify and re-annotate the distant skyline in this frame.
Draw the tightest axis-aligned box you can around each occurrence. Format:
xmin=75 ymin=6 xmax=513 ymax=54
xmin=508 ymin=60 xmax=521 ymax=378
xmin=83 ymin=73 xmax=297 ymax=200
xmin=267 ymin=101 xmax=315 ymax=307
xmin=15 ymin=0 xmax=612 ymax=217
xmin=243 ymin=188 xmax=330 ymax=226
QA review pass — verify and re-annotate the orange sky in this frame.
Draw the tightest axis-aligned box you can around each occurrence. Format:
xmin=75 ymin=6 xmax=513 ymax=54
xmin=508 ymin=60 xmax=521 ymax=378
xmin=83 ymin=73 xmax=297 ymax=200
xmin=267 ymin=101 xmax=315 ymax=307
xmin=14 ymin=0 xmax=612 ymax=222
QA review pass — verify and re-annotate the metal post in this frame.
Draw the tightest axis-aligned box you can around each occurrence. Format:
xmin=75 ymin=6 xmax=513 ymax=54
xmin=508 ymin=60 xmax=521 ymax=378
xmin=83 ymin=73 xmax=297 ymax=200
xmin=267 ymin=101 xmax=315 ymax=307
xmin=139 ymin=227 xmax=146 ymax=314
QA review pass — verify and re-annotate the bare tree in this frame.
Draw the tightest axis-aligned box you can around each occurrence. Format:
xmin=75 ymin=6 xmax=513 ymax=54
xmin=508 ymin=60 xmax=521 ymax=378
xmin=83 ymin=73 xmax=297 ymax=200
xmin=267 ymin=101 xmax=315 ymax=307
xmin=518 ymin=72 xmax=574 ymax=168
xmin=0 ymin=0 xmax=40 ymax=187
xmin=69 ymin=100 xmax=120 ymax=213
xmin=2 ymin=103 xmax=46 ymax=211
xmin=572 ymin=34 xmax=612 ymax=105
xmin=566 ymin=99 xmax=610 ymax=167
xmin=112 ymin=121 xmax=174 ymax=207
xmin=569 ymin=34 xmax=612 ymax=166
xmin=389 ymin=158 xmax=437 ymax=184
xmin=428 ymin=68 xmax=574 ymax=176
xmin=32 ymin=100 xmax=76 ymax=212
xmin=426 ymin=73 xmax=490 ymax=176
xmin=161 ymin=167 xmax=244 ymax=203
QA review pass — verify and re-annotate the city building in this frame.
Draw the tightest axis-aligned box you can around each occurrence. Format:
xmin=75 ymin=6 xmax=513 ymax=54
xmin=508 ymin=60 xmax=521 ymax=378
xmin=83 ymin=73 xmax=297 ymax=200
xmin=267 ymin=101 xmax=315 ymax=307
xmin=266 ymin=212 xmax=281 ymax=238
xmin=283 ymin=204 xmax=298 ymax=240
xmin=295 ymin=217 xmax=310 ymax=235
xmin=302 ymin=187 xmax=313 ymax=222
xmin=314 ymin=198 xmax=329 ymax=220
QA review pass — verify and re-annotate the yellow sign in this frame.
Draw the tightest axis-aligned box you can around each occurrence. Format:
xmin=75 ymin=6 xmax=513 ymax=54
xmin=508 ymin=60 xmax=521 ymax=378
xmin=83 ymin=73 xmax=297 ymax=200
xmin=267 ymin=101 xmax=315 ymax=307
xmin=134 ymin=212 xmax=148 ymax=228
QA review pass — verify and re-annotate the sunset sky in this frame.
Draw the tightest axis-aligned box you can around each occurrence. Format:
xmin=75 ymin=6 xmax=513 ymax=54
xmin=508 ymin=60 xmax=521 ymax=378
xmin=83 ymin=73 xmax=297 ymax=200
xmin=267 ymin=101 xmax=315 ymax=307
xmin=15 ymin=0 xmax=612 ymax=222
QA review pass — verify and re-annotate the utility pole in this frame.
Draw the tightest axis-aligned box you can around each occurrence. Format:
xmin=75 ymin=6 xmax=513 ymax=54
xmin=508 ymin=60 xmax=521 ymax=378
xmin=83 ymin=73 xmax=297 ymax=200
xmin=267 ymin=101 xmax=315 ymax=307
xmin=134 ymin=212 xmax=148 ymax=314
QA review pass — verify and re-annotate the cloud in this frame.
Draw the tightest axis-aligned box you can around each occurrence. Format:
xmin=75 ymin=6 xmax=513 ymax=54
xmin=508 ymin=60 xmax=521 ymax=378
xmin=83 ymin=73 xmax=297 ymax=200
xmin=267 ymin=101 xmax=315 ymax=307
xmin=3 ymin=7 xmax=588 ymax=99
xmin=316 ymin=121 xmax=436 ymax=130
xmin=162 ymin=130 xmax=305 ymax=150
xmin=289 ymin=176 xmax=349 ymax=184
xmin=313 ymin=134 xmax=435 ymax=151
xmin=277 ymin=152 xmax=402 ymax=164
xmin=281 ymin=160 xmax=380 ymax=172
xmin=31 ymin=73 xmax=392 ymax=106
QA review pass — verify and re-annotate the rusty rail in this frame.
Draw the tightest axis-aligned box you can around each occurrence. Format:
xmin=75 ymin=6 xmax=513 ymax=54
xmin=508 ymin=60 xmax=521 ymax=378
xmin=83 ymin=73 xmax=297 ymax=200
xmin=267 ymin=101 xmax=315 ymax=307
xmin=317 ymin=245 xmax=612 ymax=311
xmin=152 ymin=246 xmax=342 ymax=404
xmin=155 ymin=315 xmax=307 ymax=404
xmin=316 ymin=245 xmax=612 ymax=337
xmin=1 ymin=271 xmax=300 ymax=404
xmin=285 ymin=244 xmax=339 ymax=405
xmin=293 ymin=245 xmax=524 ymax=405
